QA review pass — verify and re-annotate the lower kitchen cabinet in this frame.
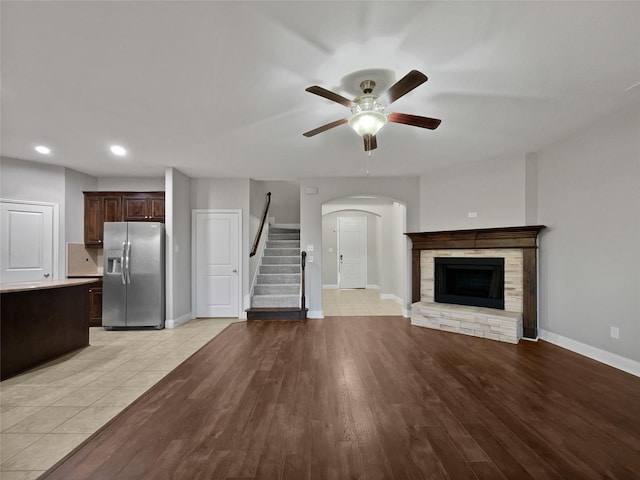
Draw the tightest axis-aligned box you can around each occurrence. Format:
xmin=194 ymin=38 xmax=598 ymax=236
xmin=89 ymin=279 xmax=103 ymax=327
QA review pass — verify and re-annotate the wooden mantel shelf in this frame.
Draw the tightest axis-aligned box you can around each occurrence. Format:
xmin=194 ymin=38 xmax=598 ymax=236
xmin=406 ymin=225 xmax=546 ymax=250
xmin=405 ymin=225 xmax=546 ymax=339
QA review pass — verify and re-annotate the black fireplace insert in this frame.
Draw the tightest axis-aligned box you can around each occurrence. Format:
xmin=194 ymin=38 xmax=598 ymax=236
xmin=434 ymin=257 xmax=505 ymax=309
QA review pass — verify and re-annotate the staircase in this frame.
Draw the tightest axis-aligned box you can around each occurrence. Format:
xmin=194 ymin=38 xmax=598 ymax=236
xmin=246 ymin=227 xmax=307 ymax=320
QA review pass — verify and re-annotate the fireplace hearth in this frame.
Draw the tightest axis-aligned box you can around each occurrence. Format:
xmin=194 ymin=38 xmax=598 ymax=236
xmin=435 ymin=257 xmax=504 ymax=310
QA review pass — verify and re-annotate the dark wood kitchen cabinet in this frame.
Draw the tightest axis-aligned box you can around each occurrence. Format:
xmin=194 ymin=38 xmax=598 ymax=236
xmin=84 ymin=191 xmax=164 ymax=246
xmin=88 ymin=279 xmax=103 ymax=327
xmin=84 ymin=193 xmax=122 ymax=246
xmin=122 ymin=193 xmax=165 ymax=222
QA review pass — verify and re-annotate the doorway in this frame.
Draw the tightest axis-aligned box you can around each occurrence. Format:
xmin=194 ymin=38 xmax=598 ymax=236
xmin=0 ymin=200 xmax=58 ymax=283
xmin=337 ymin=216 xmax=367 ymax=289
xmin=193 ymin=210 xmax=242 ymax=318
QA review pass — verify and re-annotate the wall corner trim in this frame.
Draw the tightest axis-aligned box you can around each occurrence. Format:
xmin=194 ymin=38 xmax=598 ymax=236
xmin=308 ymin=310 xmax=324 ymax=319
xmin=165 ymin=312 xmax=193 ymax=329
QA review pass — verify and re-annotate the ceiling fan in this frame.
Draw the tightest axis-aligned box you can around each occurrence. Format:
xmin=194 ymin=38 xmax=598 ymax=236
xmin=303 ymin=70 xmax=441 ymax=152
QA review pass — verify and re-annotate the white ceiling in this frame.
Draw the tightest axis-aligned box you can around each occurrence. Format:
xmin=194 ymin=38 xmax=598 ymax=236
xmin=1 ymin=1 xmax=639 ymax=180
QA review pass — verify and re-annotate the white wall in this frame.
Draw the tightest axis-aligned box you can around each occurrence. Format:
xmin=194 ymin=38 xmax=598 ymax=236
xmin=191 ymin=178 xmax=251 ymax=313
xmin=300 ymin=177 xmax=420 ymax=317
xmin=165 ymin=167 xmax=192 ymax=327
xmin=419 ymin=153 xmax=527 ymax=230
xmin=97 ymin=177 xmax=165 ymax=191
xmin=537 ymin=106 xmax=640 ymax=362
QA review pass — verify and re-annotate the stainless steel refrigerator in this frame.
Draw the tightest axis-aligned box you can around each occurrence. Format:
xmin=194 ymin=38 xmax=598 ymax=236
xmin=103 ymin=222 xmax=165 ymax=329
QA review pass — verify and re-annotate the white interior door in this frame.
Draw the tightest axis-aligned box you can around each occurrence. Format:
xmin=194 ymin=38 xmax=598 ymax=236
xmin=195 ymin=211 xmax=241 ymax=317
xmin=338 ymin=216 xmax=367 ymax=289
xmin=0 ymin=200 xmax=55 ymax=283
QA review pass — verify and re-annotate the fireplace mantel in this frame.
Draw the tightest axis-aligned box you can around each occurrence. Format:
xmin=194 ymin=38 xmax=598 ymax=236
xmin=405 ymin=225 xmax=545 ymax=338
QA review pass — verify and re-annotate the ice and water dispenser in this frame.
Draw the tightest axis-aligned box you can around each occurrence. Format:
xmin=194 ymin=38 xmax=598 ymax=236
xmin=105 ymin=249 xmax=123 ymax=275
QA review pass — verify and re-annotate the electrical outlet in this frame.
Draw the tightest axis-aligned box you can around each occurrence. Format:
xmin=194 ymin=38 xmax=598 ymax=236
xmin=306 ymin=244 xmax=314 ymax=252
xmin=468 ymin=212 xmax=478 ymax=218
xmin=307 ymin=256 xmax=314 ymax=263
xmin=610 ymin=326 xmax=619 ymax=339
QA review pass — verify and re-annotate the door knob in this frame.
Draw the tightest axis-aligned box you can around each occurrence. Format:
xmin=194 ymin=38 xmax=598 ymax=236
xmin=232 ymin=269 xmax=238 ymax=273
xmin=44 ymin=273 xmax=50 ymax=278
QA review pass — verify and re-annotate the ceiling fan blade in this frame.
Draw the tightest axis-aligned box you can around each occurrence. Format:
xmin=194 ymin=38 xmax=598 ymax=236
xmin=305 ymin=86 xmax=354 ymax=107
xmin=388 ymin=112 xmax=441 ymax=130
xmin=364 ymin=134 xmax=377 ymax=152
xmin=380 ymin=70 xmax=428 ymax=105
xmin=303 ymin=118 xmax=348 ymax=137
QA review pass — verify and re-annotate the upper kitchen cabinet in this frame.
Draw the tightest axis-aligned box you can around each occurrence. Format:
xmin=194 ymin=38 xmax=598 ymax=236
xmin=122 ymin=193 xmax=165 ymax=222
xmin=84 ymin=193 xmax=122 ymax=246
xmin=84 ymin=191 xmax=165 ymax=246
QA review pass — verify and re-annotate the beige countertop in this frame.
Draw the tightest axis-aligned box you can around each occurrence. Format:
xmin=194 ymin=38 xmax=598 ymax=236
xmin=0 ymin=278 xmax=100 ymax=294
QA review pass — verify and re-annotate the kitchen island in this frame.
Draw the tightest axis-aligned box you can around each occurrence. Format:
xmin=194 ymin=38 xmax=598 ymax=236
xmin=1 ymin=278 xmax=99 ymax=380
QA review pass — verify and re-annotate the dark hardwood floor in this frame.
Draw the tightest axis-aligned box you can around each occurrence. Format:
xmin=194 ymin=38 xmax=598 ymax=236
xmin=40 ymin=317 xmax=640 ymax=480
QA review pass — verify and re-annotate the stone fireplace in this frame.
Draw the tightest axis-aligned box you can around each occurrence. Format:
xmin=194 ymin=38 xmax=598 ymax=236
xmin=406 ymin=226 xmax=545 ymax=344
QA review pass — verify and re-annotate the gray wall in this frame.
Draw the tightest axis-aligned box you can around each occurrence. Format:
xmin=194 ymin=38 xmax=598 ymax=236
xmin=65 ymin=168 xmax=98 ymax=243
xmin=165 ymin=167 xmax=192 ymax=324
xmin=97 ymin=177 xmax=165 ymax=191
xmin=537 ymin=106 xmax=640 ymax=361
xmin=262 ymin=180 xmax=300 ymax=225
xmin=249 ymin=180 xmax=270 ymax=293
xmin=191 ymin=177 xmax=251 ymax=313
xmin=300 ymin=177 xmax=420 ymax=316
xmin=419 ymin=153 xmax=527 ymax=230
xmin=1 ymin=157 xmax=72 ymax=277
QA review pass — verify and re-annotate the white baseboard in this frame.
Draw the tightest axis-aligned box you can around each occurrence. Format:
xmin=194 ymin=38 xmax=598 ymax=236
xmin=381 ymin=293 xmax=403 ymax=305
xmin=539 ymin=329 xmax=640 ymax=377
xmin=165 ymin=312 xmax=192 ymax=329
xmin=322 ymin=284 xmax=338 ymax=289
xmin=307 ymin=310 xmax=323 ymax=319
xmin=367 ymin=284 xmax=380 ymax=290
xmin=402 ymin=308 xmax=411 ymax=318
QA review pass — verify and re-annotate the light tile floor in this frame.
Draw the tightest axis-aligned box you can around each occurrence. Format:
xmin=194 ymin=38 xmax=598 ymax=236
xmin=322 ymin=288 xmax=403 ymax=316
xmin=0 ymin=318 xmax=238 ymax=480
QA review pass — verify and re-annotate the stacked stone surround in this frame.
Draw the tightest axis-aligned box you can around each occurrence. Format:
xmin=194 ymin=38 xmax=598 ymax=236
xmin=412 ymin=302 xmax=523 ymax=344
xmin=412 ymin=249 xmax=524 ymax=344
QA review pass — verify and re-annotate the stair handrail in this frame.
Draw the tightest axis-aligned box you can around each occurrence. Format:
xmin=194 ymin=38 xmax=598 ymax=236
xmin=301 ymin=251 xmax=307 ymax=310
xmin=250 ymin=192 xmax=271 ymax=257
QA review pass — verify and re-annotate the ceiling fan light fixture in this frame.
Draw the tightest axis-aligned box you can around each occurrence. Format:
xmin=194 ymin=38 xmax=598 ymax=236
xmin=348 ymin=111 xmax=387 ymax=137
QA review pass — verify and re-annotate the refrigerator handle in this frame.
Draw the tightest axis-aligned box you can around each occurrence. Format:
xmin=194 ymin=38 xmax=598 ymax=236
xmin=126 ymin=241 xmax=132 ymax=284
xmin=121 ymin=242 xmax=126 ymax=285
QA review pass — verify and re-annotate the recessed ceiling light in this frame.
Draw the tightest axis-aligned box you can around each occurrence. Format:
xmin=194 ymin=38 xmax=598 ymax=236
xmin=110 ymin=145 xmax=127 ymax=157
xmin=35 ymin=145 xmax=51 ymax=155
